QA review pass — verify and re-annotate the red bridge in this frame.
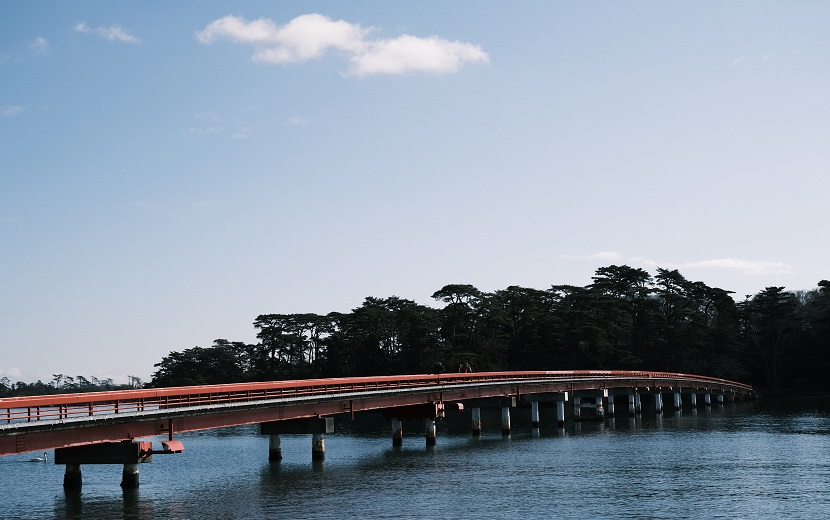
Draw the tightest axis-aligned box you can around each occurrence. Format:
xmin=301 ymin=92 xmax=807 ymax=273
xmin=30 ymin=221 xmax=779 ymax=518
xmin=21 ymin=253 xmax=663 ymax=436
xmin=0 ymin=370 xmax=753 ymax=488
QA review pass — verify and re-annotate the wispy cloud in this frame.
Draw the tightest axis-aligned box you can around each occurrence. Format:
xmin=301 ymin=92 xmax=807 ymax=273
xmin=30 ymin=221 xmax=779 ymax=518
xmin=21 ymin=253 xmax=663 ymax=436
xmin=2 ymin=105 xmax=24 ymax=117
xmin=186 ymin=126 xmax=222 ymax=135
xmin=197 ymin=13 xmax=488 ymax=76
xmin=675 ymin=258 xmax=793 ymax=276
xmin=286 ymin=115 xmax=309 ymax=127
xmin=30 ymin=37 xmax=49 ymax=54
xmin=563 ymin=252 xmax=793 ymax=277
xmin=75 ymin=22 xmax=141 ymax=44
xmin=1 ymin=37 xmax=50 ymax=64
xmin=0 ymin=367 xmax=23 ymax=380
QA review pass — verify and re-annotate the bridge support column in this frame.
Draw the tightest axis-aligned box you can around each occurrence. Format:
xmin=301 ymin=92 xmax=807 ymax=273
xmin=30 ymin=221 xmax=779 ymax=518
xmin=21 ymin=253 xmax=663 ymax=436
xmin=261 ymin=417 xmax=334 ymax=461
xmin=673 ymin=391 xmax=682 ymax=411
xmin=530 ymin=401 xmax=540 ymax=428
xmin=425 ymin=418 xmax=437 ymax=446
xmin=655 ymin=392 xmax=664 ymax=414
xmin=628 ymin=393 xmax=636 ymax=415
xmin=501 ymin=406 xmax=511 ymax=435
xmin=717 ymin=393 xmax=724 ymax=405
xmin=121 ymin=463 xmax=140 ymax=489
xmin=573 ymin=397 xmax=582 ymax=419
xmin=704 ymin=392 xmax=712 ymax=406
xmin=55 ymin=442 xmax=153 ymax=489
xmin=312 ymin=433 xmax=325 ymax=460
xmin=392 ymin=419 xmax=403 ymax=446
xmin=690 ymin=393 xmax=698 ymax=407
xmin=607 ymin=393 xmax=615 ymax=417
xmin=595 ymin=393 xmax=605 ymax=419
xmin=556 ymin=400 xmax=566 ymax=427
xmin=471 ymin=407 xmax=482 ymax=436
xmin=269 ymin=434 xmax=282 ymax=461
xmin=64 ymin=463 xmax=82 ymax=489
xmin=635 ymin=392 xmax=642 ymax=414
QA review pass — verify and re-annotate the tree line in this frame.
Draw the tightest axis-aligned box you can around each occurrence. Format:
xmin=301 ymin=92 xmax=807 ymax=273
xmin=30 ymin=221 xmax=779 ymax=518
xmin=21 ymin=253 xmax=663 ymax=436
xmin=147 ymin=266 xmax=830 ymax=396
xmin=0 ymin=374 xmax=144 ymax=398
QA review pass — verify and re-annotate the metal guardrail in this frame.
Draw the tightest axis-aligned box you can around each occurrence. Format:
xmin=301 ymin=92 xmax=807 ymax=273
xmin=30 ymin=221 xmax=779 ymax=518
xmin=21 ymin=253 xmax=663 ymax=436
xmin=0 ymin=371 xmax=753 ymax=427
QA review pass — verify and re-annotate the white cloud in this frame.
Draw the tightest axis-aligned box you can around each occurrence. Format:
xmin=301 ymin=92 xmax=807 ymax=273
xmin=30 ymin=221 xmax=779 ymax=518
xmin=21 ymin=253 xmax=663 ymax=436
xmin=197 ymin=13 xmax=488 ymax=76
xmin=731 ymin=57 xmax=745 ymax=67
xmin=75 ymin=22 xmax=141 ymax=44
xmin=675 ymin=258 xmax=794 ymax=276
xmin=197 ymin=14 xmax=368 ymax=63
xmin=562 ymin=252 xmax=793 ymax=277
xmin=30 ymin=37 xmax=49 ymax=54
xmin=0 ymin=367 xmax=23 ymax=380
xmin=349 ymin=35 xmax=488 ymax=76
xmin=2 ymin=105 xmax=24 ymax=117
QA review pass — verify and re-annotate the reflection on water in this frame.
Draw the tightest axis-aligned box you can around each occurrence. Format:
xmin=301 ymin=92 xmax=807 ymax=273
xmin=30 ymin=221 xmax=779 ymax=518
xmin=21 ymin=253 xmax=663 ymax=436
xmin=3 ymin=398 xmax=830 ymax=519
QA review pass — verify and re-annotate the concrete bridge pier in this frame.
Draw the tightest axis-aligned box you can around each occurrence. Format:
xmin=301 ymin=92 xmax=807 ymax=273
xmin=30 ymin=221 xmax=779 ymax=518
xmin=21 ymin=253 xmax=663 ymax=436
xmin=524 ymin=392 xmax=568 ymax=428
xmin=64 ymin=463 xmax=82 ymax=490
xmin=391 ymin=418 xmax=403 ymax=446
xmin=425 ymin=418 xmax=437 ymax=446
xmin=382 ymin=402 xmax=462 ymax=446
xmin=121 ymin=464 xmax=140 ymax=489
xmin=471 ymin=407 xmax=482 ymax=436
xmin=655 ymin=392 xmax=664 ymax=414
xmin=261 ymin=417 xmax=334 ymax=461
xmin=501 ymin=406 xmax=511 ymax=435
xmin=635 ymin=392 xmax=642 ymax=414
xmin=573 ymin=397 xmax=582 ymax=419
xmin=673 ymin=391 xmax=682 ymax=411
xmin=717 ymin=392 xmax=725 ymax=405
xmin=704 ymin=392 xmax=712 ymax=406
xmin=54 ymin=441 xmax=153 ymax=489
xmin=268 ymin=434 xmax=282 ymax=461
xmin=690 ymin=392 xmax=698 ymax=407
xmin=606 ymin=392 xmax=615 ymax=417
xmin=595 ymin=391 xmax=607 ymax=418
xmin=530 ymin=401 xmax=540 ymax=428
xmin=628 ymin=393 xmax=636 ymax=415
xmin=312 ymin=433 xmax=326 ymax=460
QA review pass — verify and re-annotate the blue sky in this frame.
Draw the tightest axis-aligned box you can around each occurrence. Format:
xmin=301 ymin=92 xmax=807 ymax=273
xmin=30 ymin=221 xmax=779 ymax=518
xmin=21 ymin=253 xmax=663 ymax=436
xmin=2 ymin=2 xmax=828 ymax=384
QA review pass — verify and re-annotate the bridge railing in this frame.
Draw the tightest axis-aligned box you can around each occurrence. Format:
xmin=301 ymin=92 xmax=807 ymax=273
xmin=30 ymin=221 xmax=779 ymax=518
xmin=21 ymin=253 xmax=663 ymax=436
xmin=0 ymin=371 xmax=753 ymax=426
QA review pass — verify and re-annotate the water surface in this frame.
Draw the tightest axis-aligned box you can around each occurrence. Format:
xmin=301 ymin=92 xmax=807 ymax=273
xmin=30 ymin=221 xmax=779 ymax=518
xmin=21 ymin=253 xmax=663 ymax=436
xmin=3 ymin=398 xmax=830 ymax=519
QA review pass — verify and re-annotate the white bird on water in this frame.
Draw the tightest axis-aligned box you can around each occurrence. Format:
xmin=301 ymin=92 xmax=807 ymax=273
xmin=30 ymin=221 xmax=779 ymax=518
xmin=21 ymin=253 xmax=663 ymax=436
xmin=28 ymin=452 xmax=47 ymax=462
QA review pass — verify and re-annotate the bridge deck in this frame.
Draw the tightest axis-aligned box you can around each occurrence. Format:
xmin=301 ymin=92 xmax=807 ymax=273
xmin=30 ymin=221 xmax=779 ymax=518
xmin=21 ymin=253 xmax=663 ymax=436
xmin=0 ymin=371 xmax=753 ymax=456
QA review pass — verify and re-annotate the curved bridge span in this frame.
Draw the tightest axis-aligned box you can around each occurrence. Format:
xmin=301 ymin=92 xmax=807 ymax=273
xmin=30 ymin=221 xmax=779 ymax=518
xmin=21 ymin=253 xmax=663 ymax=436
xmin=1 ymin=370 xmax=753 ymax=457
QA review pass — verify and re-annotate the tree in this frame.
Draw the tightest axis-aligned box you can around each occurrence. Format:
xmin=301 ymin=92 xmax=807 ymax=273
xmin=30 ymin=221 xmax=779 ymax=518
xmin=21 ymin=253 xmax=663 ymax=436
xmin=148 ymin=340 xmax=250 ymax=387
xmin=323 ymin=297 xmax=440 ymax=376
xmin=741 ymin=287 xmax=801 ymax=394
xmin=587 ymin=265 xmax=657 ymax=367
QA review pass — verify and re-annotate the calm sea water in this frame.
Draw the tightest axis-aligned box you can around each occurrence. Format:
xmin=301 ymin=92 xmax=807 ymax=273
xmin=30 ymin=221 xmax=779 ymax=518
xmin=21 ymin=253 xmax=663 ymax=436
xmin=3 ymin=397 xmax=830 ymax=519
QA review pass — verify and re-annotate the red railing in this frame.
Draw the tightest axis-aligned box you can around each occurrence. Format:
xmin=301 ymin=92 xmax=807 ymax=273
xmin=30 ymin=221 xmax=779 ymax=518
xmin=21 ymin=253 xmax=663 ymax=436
xmin=0 ymin=371 xmax=752 ymax=426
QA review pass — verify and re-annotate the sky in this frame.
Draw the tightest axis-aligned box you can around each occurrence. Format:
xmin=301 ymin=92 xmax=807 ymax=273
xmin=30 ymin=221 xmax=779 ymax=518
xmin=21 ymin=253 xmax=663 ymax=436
xmin=2 ymin=2 xmax=829 ymax=385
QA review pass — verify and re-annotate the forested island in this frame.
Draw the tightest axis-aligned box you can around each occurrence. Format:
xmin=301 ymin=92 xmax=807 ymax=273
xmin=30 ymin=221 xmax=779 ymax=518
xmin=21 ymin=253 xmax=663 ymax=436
xmin=148 ymin=265 xmax=829 ymax=396
xmin=3 ymin=265 xmax=828 ymax=398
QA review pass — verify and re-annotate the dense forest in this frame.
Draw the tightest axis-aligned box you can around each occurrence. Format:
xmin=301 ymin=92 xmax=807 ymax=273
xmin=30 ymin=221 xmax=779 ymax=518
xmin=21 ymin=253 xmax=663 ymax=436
xmin=145 ymin=266 xmax=830 ymax=397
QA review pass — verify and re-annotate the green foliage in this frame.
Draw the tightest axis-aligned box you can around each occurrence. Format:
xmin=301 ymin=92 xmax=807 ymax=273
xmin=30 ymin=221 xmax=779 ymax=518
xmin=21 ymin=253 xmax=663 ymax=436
xmin=141 ymin=269 xmax=830 ymax=396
